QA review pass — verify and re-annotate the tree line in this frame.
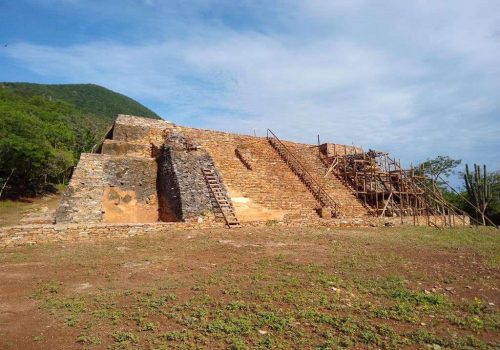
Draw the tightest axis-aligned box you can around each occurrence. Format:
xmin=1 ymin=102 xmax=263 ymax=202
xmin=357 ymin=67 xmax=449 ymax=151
xmin=418 ymin=156 xmax=499 ymax=226
xmin=0 ymin=83 xmax=159 ymax=197
xmin=0 ymin=89 xmax=108 ymax=196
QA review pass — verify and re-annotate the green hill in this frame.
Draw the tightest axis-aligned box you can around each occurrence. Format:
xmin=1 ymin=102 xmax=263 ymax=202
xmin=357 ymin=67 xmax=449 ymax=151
xmin=1 ymin=83 xmax=159 ymax=121
xmin=0 ymin=82 xmax=161 ymax=197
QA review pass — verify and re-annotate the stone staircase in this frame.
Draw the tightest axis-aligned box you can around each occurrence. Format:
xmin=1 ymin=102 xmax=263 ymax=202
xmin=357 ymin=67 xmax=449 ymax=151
xmin=181 ymin=127 xmax=322 ymax=222
xmin=267 ymin=130 xmax=340 ymax=218
xmin=282 ymin=142 xmax=371 ymax=218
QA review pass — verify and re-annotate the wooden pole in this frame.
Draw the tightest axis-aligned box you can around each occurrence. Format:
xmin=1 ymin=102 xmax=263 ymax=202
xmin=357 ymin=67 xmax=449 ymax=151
xmin=317 ymin=134 xmax=320 ymax=156
xmin=0 ymin=169 xmax=14 ymax=199
xmin=375 ymin=164 xmax=379 ymax=213
xmin=380 ymin=192 xmax=393 ymax=217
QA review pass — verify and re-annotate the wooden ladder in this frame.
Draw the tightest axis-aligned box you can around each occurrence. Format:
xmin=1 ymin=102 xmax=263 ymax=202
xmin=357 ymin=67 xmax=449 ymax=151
xmin=202 ymin=167 xmax=241 ymax=228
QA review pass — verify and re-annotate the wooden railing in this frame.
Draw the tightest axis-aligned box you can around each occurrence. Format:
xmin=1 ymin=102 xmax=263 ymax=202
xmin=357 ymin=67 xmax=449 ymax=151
xmin=267 ymin=129 xmax=339 ymax=217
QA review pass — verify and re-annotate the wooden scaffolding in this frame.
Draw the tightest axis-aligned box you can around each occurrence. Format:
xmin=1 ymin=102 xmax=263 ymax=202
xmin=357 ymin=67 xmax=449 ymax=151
xmin=320 ymin=149 xmax=472 ymax=227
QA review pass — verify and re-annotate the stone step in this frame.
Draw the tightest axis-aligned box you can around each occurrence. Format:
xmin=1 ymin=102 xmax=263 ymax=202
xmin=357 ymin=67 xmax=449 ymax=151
xmin=182 ymin=127 xmax=370 ymax=219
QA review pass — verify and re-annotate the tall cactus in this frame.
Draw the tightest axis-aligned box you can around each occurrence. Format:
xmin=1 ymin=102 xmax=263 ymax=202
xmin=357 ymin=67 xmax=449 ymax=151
xmin=464 ymin=164 xmax=492 ymax=225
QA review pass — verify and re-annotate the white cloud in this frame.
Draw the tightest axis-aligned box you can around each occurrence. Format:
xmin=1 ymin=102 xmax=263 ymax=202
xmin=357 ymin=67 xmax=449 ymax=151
xmin=2 ymin=0 xmax=500 ymax=172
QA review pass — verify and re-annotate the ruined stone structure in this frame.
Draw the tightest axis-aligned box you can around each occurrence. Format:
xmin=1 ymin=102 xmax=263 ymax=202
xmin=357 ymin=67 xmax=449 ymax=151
xmin=55 ymin=114 xmax=470 ymax=228
xmin=0 ymin=114 xmax=473 ymax=247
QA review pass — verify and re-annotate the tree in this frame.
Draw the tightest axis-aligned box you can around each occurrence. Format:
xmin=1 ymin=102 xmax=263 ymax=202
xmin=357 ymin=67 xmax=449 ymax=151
xmin=485 ymin=170 xmax=500 ymax=224
xmin=418 ymin=156 xmax=462 ymax=181
xmin=0 ymin=84 xmax=158 ymax=198
xmin=416 ymin=156 xmax=462 ymax=206
xmin=464 ymin=164 xmax=493 ymax=225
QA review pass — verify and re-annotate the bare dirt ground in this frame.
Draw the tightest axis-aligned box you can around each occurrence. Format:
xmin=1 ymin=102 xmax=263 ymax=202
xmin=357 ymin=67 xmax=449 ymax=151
xmin=0 ymin=226 xmax=498 ymax=349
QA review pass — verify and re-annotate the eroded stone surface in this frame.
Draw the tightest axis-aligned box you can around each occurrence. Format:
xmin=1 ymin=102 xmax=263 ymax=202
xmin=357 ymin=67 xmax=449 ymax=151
xmin=56 ymin=154 xmax=158 ymax=224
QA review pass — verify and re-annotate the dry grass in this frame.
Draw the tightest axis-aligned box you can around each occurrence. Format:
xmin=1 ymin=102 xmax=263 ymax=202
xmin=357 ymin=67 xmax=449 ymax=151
xmin=0 ymin=226 xmax=498 ymax=349
xmin=0 ymin=194 xmax=62 ymax=227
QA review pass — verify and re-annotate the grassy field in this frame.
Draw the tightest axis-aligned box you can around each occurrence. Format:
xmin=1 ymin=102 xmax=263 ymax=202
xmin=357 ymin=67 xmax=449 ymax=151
xmin=0 ymin=226 xmax=498 ymax=349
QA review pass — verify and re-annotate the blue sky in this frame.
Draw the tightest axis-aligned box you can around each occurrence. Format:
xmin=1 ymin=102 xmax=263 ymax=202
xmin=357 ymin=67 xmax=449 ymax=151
xmin=1 ymin=0 xmax=499 ymax=182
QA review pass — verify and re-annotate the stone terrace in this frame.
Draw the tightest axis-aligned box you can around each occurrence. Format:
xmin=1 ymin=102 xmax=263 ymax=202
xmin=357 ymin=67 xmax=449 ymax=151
xmin=32 ymin=114 xmax=471 ymax=232
xmin=55 ymin=115 xmax=392 ymax=225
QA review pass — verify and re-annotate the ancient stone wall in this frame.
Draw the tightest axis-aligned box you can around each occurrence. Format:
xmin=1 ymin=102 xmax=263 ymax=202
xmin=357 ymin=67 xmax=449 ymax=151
xmin=181 ymin=127 xmax=323 ymax=222
xmin=55 ymin=154 xmax=106 ymax=223
xmin=56 ymin=115 xmax=466 ymax=228
xmin=57 ymin=115 xmax=378 ymax=225
xmin=178 ymin=126 xmax=372 ymax=222
xmin=157 ymin=129 xmax=228 ymax=223
xmin=167 ymin=148 xmax=218 ymax=221
xmin=0 ymin=215 xmax=470 ymax=248
xmin=101 ymin=140 xmax=153 ymax=158
xmin=57 ymin=115 xmax=176 ymax=225
xmin=0 ymin=221 xmax=223 ymax=248
xmin=156 ymin=147 xmax=182 ymax=222
xmin=56 ymin=154 xmax=159 ymax=224
xmin=112 ymin=114 xmax=175 ymax=146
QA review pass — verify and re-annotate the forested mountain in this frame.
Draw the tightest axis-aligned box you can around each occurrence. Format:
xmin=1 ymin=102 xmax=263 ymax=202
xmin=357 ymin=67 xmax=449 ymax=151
xmin=1 ymin=83 xmax=159 ymax=121
xmin=0 ymin=83 xmax=160 ymax=197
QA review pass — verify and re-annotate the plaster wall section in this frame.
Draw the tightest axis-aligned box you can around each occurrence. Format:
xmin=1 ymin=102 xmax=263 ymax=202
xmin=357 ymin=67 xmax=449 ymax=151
xmin=56 ymin=154 xmax=159 ymax=224
xmin=101 ymin=157 xmax=158 ymax=223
